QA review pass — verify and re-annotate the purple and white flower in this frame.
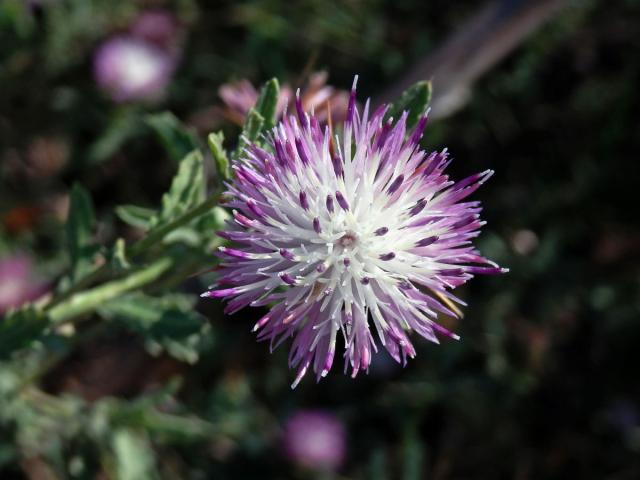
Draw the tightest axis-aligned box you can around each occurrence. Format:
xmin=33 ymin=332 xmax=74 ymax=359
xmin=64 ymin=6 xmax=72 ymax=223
xmin=93 ymin=36 xmax=176 ymax=103
xmin=283 ymin=410 xmax=346 ymax=470
xmin=202 ymin=77 xmax=506 ymax=387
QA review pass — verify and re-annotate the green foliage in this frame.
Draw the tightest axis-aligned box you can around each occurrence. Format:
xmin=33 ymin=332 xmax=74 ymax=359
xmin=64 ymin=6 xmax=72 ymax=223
xmin=112 ymin=429 xmax=159 ymax=480
xmin=254 ymin=78 xmax=280 ymax=130
xmin=0 ymin=307 xmax=48 ymax=360
xmin=98 ymin=293 xmax=212 ymax=364
xmin=232 ymin=78 xmax=280 ymax=160
xmin=208 ymin=131 xmax=231 ymax=182
xmin=116 ymin=205 xmax=158 ymax=231
xmin=385 ymin=80 xmax=432 ymax=130
xmin=146 ymin=112 xmax=200 ymax=164
xmin=157 ymin=150 xmax=206 ymax=225
xmin=66 ymin=184 xmax=98 ymax=282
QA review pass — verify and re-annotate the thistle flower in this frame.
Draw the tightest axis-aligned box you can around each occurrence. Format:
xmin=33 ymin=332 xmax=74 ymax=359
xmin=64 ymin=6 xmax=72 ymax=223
xmin=93 ymin=36 xmax=176 ymax=103
xmin=283 ymin=410 xmax=346 ymax=470
xmin=202 ymin=77 xmax=506 ymax=387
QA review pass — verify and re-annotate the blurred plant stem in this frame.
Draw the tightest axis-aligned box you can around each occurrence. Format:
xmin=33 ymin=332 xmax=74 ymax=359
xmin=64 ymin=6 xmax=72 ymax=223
xmin=43 ymin=192 xmax=222 ymax=317
xmin=47 ymin=257 xmax=174 ymax=325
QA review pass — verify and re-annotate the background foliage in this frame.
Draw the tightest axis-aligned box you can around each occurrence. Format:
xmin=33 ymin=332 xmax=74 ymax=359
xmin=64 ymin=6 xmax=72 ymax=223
xmin=1 ymin=0 xmax=639 ymax=478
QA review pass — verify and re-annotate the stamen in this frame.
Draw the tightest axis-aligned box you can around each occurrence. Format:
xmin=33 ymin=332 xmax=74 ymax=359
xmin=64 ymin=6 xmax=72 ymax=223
xmin=279 ymin=273 xmax=297 ymax=285
xmin=409 ymin=199 xmax=427 ymax=216
xmin=326 ymin=195 xmax=335 ymax=213
xmin=299 ymin=191 xmax=309 ymax=210
xmin=415 ymin=236 xmax=438 ymax=247
xmin=279 ymin=248 xmax=296 ymax=261
xmin=335 ymin=191 xmax=349 ymax=210
xmin=387 ymin=175 xmax=404 ymax=195
xmin=379 ymin=252 xmax=396 ymax=261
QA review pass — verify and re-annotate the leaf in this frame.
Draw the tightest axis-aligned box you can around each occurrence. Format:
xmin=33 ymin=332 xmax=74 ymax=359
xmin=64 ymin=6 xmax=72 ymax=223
xmin=115 ymin=204 xmax=157 ymax=230
xmin=112 ymin=429 xmax=159 ymax=480
xmin=385 ymin=80 xmax=432 ymax=131
xmin=110 ymin=238 xmax=130 ymax=271
xmin=254 ymin=78 xmax=280 ymax=130
xmin=98 ymin=292 xmax=212 ymax=364
xmin=96 ymin=394 xmax=215 ymax=441
xmin=66 ymin=183 xmax=97 ymax=281
xmin=0 ymin=307 xmax=48 ymax=360
xmin=146 ymin=112 xmax=199 ymax=163
xmin=243 ymin=108 xmax=265 ymax=143
xmin=402 ymin=427 xmax=424 ymax=480
xmin=158 ymin=150 xmax=205 ymax=224
xmin=87 ymin=107 xmax=142 ymax=165
xmin=207 ymin=131 xmax=231 ymax=182
xmin=233 ymin=109 xmax=265 ymax=160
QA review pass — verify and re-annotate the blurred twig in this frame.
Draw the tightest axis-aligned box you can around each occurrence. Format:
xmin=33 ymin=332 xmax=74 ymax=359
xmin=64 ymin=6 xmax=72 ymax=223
xmin=377 ymin=0 xmax=568 ymax=119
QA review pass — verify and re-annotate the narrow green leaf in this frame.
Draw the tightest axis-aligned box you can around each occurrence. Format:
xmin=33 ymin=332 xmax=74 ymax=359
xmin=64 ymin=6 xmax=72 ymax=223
xmin=0 ymin=306 xmax=48 ymax=360
xmin=146 ymin=112 xmax=199 ymax=163
xmin=87 ymin=107 xmax=142 ymax=165
xmin=158 ymin=150 xmax=205 ymax=224
xmin=254 ymin=78 xmax=280 ymax=130
xmin=368 ymin=446 xmax=389 ymax=480
xmin=115 ymin=204 xmax=157 ymax=230
xmin=385 ymin=80 xmax=432 ymax=131
xmin=402 ymin=427 xmax=424 ymax=480
xmin=112 ymin=429 xmax=159 ymax=480
xmin=207 ymin=131 xmax=231 ymax=181
xmin=66 ymin=183 xmax=97 ymax=281
xmin=233 ymin=109 xmax=265 ymax=160
xmin=98 ymin=292 xmax=211 ymax=364
xmin=243 ymin=108 xmax=265 ymax=143
xmin=110 ymin=238 xmax=130 ymax=271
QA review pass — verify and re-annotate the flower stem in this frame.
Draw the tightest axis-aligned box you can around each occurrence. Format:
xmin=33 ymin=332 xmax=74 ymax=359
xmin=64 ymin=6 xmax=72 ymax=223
xmin=44 ymin=192 xmax=222 ymax=311
xmin=48 ymin=257 xmax=173 ymax=325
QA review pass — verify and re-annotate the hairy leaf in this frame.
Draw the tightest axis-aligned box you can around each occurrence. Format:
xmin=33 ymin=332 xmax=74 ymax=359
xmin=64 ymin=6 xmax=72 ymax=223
xmin=385 ymin=80 xmax=432 ymax=131
xmin=66 ymin=183 xmax=97 ymax=281
xmin=207 ymin=131 xmax=231 ymax=182
xmin=254 ymin=78 xmax=280 ymax=130
xmin=115 ymin=205 xmax=157 ymax=230
xmin=158 ymin=150 xmax=205 ymax=224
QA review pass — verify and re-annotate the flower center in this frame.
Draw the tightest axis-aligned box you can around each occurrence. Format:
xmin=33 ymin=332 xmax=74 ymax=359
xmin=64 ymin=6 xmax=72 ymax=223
xmin=338 ymin=231 xmax=358 ymax=248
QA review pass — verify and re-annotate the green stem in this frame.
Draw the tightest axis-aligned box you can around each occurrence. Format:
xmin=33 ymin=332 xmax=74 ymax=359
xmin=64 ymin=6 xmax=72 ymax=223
xmin=128 ymin=193 xmax=222 ymax=257
xmin=45 ymin=192 xmax=222 ymax=311
xmin=48 ymin=257 xmax=173 ymax=325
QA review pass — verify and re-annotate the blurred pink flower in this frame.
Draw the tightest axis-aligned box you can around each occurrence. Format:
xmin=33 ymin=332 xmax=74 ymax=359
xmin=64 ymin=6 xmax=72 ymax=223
xmin=0 ymin=254 xmax=47 ymax=314
xmin=283 ymin=410 xmax=346 ymax=470
xmin=219 ymin=71 xmax=350 ymax=127
xmin=130 ymin=9 xmax=180 ymax=50
xmin=93 ymin=36 xmax=177 ymax=103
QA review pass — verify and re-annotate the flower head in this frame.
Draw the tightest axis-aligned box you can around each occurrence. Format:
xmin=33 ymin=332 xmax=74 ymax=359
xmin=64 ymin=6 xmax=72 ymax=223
xmin=283 ymin=410 xmax=346 ymax=470
xmin=203 ymin=77 xmax=506 ymax=387
xmin=93 ymin=36 xmax=176 ymax=103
